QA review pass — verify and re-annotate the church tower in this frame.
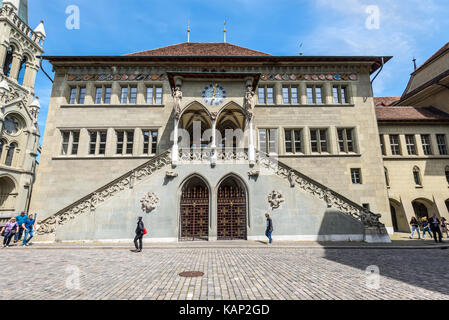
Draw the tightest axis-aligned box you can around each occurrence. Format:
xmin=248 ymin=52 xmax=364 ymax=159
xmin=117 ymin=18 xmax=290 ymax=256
xmin=0 ymin=0 xmax=46 ymax=221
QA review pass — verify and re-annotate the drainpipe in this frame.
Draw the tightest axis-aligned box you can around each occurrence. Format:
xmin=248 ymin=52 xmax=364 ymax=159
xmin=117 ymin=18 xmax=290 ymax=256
xmin=38 ymin=56 xmax=53 ymax=83
xmin=370 ymin=57 xmax=385 ymax=85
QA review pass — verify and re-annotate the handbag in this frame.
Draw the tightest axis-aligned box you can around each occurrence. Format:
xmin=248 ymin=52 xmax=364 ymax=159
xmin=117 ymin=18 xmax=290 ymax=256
xmin=144 ymin=228 xmax=148 ymax=235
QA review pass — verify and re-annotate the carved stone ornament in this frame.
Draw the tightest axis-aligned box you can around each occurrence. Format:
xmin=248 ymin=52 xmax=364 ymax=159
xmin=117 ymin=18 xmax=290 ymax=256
xmin=267 ymin=190 xmax=285 ymax=210
xmin=244 ymin=85 xmax=256 ymax=120
xmin=172 ymin=86 xmax=183 ymax=120
xmin=248 ymin=169 xmax=260 ymax=177
xmin=140 ymin=192 xmax=160 ymax=214
xmin=166 ymin=171 xmax=178 ymax=178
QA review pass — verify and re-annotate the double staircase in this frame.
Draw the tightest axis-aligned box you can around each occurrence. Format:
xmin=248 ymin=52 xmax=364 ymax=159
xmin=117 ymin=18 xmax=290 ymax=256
xmin=37 ymin=148 xmax=389 ymax=241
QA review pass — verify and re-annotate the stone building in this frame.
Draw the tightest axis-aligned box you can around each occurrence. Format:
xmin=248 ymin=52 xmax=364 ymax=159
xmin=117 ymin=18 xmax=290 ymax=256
xmin=30 ymin=42 xmax=392 ymax=243
xmin=376 ymin=41 xmax=449 ymax=232
xmin=0 ymin=0 xmax=45 ymax=222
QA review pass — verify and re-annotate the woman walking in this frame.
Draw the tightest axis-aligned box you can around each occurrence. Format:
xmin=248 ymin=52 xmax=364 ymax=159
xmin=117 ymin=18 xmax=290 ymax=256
xmin=421 ymin=217 xmax=433 ymax=239
xmin=409 ymin=217 xmax=420 ymax=239
xmin=440 ymin=217 xmax=448 ymax=238
xmin=133 ymin=217 xmax=145 ymax=253
xmin=1 ymin=217 xmax=19 ymax=248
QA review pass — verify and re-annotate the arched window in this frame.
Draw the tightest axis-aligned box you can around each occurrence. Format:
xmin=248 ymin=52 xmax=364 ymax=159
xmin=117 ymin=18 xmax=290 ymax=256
xmin=384 ymin=167 xmax=390 ymax=187
xmin=0 ymin=140 xmax=5 ymax=160
xmin=3 ymin=46 xmax=14 ymax=77
xmin=445 ymin=166 xmax=449 ymax=185
xmin=5 ymin=143 xmax=17 ymax=167
xmin=413 ymin=166 xmax=422 ymax=186
xmin=17 ymin=56 xmax=27 ymax=85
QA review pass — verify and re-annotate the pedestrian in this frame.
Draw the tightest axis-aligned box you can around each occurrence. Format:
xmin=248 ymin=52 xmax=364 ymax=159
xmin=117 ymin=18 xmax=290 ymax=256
xmin=22 ymin=213 xmax=36 ymax=247
xmin=421 ymin=217 xmax=433 ymax=239
xmin=265 ymin=213 xmax=273 ymax=244
xmin=441 ymin=217 xmax=448 ymax=238
xmin=133 ymin=217 xmax=145 ymax=253
xmin=1 ymin=217 xmax=19 ymax=248
xmin=429 ymin=214 xmax=443 ymax=243
xmin=14 ymin=211 xmax=28 ymax=243
xmin=409 ymin=217 xmax=421 ymax=239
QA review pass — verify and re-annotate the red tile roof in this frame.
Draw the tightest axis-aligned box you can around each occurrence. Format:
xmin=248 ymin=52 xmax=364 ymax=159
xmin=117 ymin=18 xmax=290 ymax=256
xmin=374 ymin=97 xmax=400 ymax=106
xmin=125 ymin=42 xmax=272 ymax=57
xmin=376 ymin=106 xmax=449 ymax=121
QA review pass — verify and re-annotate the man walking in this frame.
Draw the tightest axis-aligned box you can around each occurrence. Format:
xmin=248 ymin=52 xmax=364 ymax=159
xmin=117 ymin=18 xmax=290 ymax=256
xmin=429 ymin=214 xmax=443 ymax=243
xmin=14 ymin=211 xmax=28 ymax=244
xmin=265 ymin=213 xmax=273 ymax=244
xmin=133 ymin=217 xmax=145 ymax=253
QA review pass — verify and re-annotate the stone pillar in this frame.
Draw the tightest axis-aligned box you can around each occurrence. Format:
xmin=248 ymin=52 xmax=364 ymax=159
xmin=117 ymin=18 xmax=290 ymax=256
xmin=23 ymin=62 xmax=39 ymax=88
xmin=248 ymin=117 xmax=255 ymax=164
xmin=0 ymin=44 xmax=8 ymax=72
xmin=9 ymin=52 xmax=22 ymax=81
xmin=85 ymin=81 xmax=94 ymax=105
xmin=324 ymin=83 xmax=333 ymax=105
xmin=137 ymin=82 xmax=145 ymax=105
xmin=299 ymin=82 xmax=307 ymax=105
xmin=399 ymin=134 xmax=408 ymax=156
xmin=211 ymin=118 xmax=217 ymax=165
xmin=275 ymin=82 xmax=282 ymax=105
xmin=111 ymin=82 xmax=121 ymax=104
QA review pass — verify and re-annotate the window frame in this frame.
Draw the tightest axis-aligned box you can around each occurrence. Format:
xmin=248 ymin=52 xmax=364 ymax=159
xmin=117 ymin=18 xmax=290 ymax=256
xmin=88 ymin=130 xmax=107 ymax=156
xmin=405 ymin=135 xmax=417 ymax=155
xmin=351 ymin=168 xmax=362 ymax=184
xmin=284 ymin=128 xmax=302 ymax=154
xmin=337 ymin=128 xmax=356 ymax=154
xmin=257 ymin=85 xmax=275 ymax=105
xmin=389 ymin=135 xmax=401 ymax=155
xmin=146 ymin=85 xmax=163 ymax=105
xmin=306 ymin=85 xmax=323 ymax=104
xmin=282 ymin=85 xmax=299 ymax=105
xmin=332 ymin=85 xmax=349 ymax=104
xmin=420 ymin=134 xmax=432 ymax=156
xmin=142 ymin=129 xmax=159 ymax=155
xmin=60 ymin=130 xmax=80 ymax=156
xmin=310 ymin=128 xmax=328 ymax=154
xmin=258 ymin=128 xmax=278 ymax=154
xmin=437 ymin=134 xmax=448 ymax=155
xmin=115 ymin=130 xmax=135 ymax=156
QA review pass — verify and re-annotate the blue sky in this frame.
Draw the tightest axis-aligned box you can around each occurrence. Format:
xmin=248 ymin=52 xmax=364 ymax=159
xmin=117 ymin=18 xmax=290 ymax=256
xmin=28 ymin=0 xmax=449 ymax=142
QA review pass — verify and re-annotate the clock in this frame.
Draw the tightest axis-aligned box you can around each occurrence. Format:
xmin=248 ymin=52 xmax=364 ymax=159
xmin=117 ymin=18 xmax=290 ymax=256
xmin=202 ymin=83 xmax=226 ymax=106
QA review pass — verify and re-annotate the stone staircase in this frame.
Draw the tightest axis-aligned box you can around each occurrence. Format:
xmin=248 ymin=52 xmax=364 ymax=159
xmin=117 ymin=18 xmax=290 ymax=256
xmin=36 ymin=148 xmax=389 ymax=242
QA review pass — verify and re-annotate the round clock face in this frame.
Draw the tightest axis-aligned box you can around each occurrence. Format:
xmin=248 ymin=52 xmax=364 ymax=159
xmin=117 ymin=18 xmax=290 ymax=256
xmin=202 ymin=84 xmax=226 ymax=106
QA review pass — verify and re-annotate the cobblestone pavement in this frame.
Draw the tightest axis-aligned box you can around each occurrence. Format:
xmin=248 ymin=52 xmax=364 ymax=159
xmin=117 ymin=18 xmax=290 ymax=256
xmin=1 ymin=247 xmax=448 ymax=300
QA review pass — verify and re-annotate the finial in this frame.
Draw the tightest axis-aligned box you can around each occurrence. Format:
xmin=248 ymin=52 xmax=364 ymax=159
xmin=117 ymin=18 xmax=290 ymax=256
xmin=413 ymin=57 xmax=417 ymax=71
xmin=187 ymin=20 xmax=191 ymax=43
xmin=224 ymin=20 xmax=227 ymax=43
xmin=299 ymin=43 xmax=303 ymax=56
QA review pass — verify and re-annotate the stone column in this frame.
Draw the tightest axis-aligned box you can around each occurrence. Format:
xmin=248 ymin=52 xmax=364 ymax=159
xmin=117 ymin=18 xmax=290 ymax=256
xmin=0 ymin=44 xmax=8 ymax=72
xmin=211 ymin=117 xmax=217 ymax=165
xmin=299 ymin=82 xmax=307 ymax=105
xmin=9 ymin=52 xmax=22 ymax=81
xmin=23 ymin=63 xmax=39 ymax=88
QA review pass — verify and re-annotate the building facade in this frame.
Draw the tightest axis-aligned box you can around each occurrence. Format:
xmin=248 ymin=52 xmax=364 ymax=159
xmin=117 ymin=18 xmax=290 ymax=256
xmin=376 ymin=42 xmax=449 ymax=232
xmin=0 ymin=0 xmax=45 ymax=222
xmin=30 ymin=42 xmax=392 ymax=243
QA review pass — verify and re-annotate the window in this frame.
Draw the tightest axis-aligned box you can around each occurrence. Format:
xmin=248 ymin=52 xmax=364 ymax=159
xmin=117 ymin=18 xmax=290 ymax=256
xmin=5 ymin=143 xmax=16 ymax=167
xmin=384 ymin=167 xmax=390 ymax=187
xmin=389 ymin=135 xmax=401 ymax=155
xmin=89 ymin=131 xmax=107 ymax=155
xmin=95 ymin=87 xmax=103 ymax=104
xmin=120 ymin=87 xmax=128 ymax=104
xmin=310 ymin=129 xmax=328 ymax=153
xmin=405 ymin=135 xmax=417 ymax=155
xmin=95 ymin=86 xmax=112 ymax=104
xmin=437 ymin=134 xmax=448 ymax=155
xmin=146 ymin=86 xmax=163 ymax=104
xmin=413 ymin=166 xmax=422 ymax=186
xmin=61 ymin=131 xmax=80 ymax=155
xmin=258 ymin=86 xmax=274 ymax=104
xmin=337 ymin=128 xmax=355 ymax=153
xmin=69 ymin=87 xmax=77 ymax=104
xmin=282 ymin=86 xmax=299 ymax=104
xmin=306 ymin=85 xmax=323 ymax=104
xmin=351 ymin=169 xmax=362 ymax=184
xmin=69 ymin=87 xmax=86 ymax=104
xmin=380 ymin=135 xmax=386 ymax=156
xmin=143 ymin=130 xmax=158 ymax=155
xmin=333 ymin=85 xmax=348 ymax=104
xmin=78 ymin=87 xmax=86 ymax=104
xmin=116 ymin=130 xmax=134 ymax=155
xmin=129 ymin=86 xmax=137 ymax=104
xmin=421 ymin=135 xmax=432 ymax=155
xmin=258 ymin=129 xmax=278 ymax=154
xmin=17 ymin=57 xmax=27 ymax=85
xmin=284 ymin=129 xmax=302 ymax=153
xmin=104 ymin=87 xmax=112 ymax=104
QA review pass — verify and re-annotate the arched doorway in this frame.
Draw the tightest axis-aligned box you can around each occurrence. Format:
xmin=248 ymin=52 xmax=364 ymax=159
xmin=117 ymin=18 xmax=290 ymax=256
xmin=412 ymin=199 xmax=432 ymax=220
xmin=390 ymin=205 xmax=398 ymax=232
xmin=217 ymin=176 xmax=247 ymax=240
xmin=389 ymin=199 xmax=409 ymax=232
xmin=179 ymin=176 xmax=209 ymax=241
xmin=0 ymin=176 xmax=17 ymax=210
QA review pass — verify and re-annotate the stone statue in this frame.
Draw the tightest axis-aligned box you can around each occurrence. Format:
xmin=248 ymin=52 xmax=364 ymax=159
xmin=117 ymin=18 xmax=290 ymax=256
xmin=244 ymin=85 xmax=255 ymax=120
xmin=267 ymin=190 xmax=285 ymax=210
xmin=172 ymin=86 xmax=183 ymax=120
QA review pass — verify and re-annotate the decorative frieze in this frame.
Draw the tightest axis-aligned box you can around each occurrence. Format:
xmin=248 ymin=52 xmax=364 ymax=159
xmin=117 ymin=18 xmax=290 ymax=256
xmin=67 ymin=73 xmax=168 ymax=82
xmin=260 ymin=73 xmax=358 ymax=81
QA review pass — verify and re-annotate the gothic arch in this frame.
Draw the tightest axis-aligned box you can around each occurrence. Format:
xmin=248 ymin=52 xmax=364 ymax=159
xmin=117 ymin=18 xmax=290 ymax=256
xmin=0 ymin=174 xmax=18 ymax=210
xmin=179 ymin=101 xmax=212 ymax=120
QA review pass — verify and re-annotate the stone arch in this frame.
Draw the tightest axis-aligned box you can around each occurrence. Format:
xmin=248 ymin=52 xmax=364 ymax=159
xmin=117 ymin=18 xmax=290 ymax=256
xmin=179 ymin=102 xmax=213 ymax=149
xmin=412 ymin=198 xmax=437 ymax=220
xmin=216 ymin=103 xmax=247 ymax=150
xmin=178 ymin=173 xmax=211 ymax=241
xmin=0 ymin=175 xmax=18 ymax=210
xmin=216 ymin=173 xmax=249 ymax=240
xmin=389 ymin=198 xmax=408 ymax=232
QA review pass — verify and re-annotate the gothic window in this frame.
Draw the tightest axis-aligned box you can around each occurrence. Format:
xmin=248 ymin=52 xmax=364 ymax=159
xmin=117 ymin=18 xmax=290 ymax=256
xmin=310 ymin=129 xmax=328 ymax=153
xmin=5 ymin=143 xmax=17 ymax=166
xmin=307 ymin=85 xmax=323 ymax=104
xmin=69 ymin=87 xmax=77 ymax=104
xmin=421 ymin=135 xmax=432 ymax=155
xmin=333 ymin=85 xmax=348 ymax=104
xmin=3 ymin=115 xmax=20 ymax=135
xmin=104 ymin=87 xmax=112 ymax=104
xmin=258 ymin=129 xmax=278 ymax=154
xmin=413 ymin=166 xmax=422 ymax=186
xmin=405 ymin=135 xmax=417 ymax=155
xmin=337 ymin=128 xmax=355 ymax=153
xmin=351 ymin=168 xmax=362 ymax=184
xmin=284 ymin=129 xmax=302 ymax=154
xmin=143 ymin=130 xmax=158 ymax=155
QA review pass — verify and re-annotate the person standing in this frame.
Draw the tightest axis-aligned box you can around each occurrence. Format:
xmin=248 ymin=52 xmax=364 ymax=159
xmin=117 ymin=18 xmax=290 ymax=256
xmin=409 ymin=217 xmax=421 ymax=239
xmin=265 ymin=213 xmax=273 ymax=244
xmin=441 ymin=217 xmax=448 ymax=238
xmin=22 ymin=214 xmax=36 ymax=247
xmin=14 ymin=211 xmax=28 ymax=243
xmin=133 ymin=217 xmax=145 ymax=253
xmin=421 ymin=217 xmax=433 ymax=240
xmin=1 ymin=217 xmax=19 ymax=248
xmin=429 ymin=214 xmax=443 ymax=243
